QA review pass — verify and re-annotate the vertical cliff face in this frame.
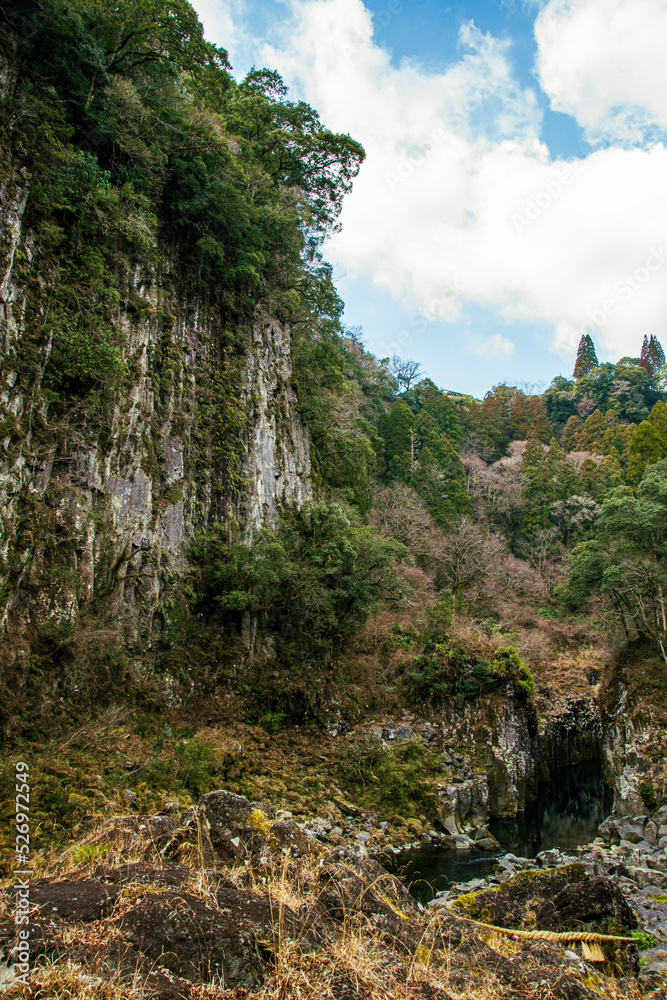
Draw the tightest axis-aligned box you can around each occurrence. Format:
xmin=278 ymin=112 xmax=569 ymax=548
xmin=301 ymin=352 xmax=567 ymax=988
xmin=0 ymin=176 xmax=311 ymax=647
xmin=240 ymin=320 xmax=312 ymax=531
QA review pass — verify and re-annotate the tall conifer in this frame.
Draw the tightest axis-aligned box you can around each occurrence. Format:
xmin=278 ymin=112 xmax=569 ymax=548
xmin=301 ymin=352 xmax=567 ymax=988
xmin=573 ymin=334 xmax=598 ymax=378
xmin=648 ymin=335 xmax=666 ymax=373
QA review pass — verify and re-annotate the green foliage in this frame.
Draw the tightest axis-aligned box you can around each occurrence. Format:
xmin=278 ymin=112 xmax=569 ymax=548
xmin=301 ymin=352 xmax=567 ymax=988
xmin=174 ymin=737 xmax=224 ymax=797
xmin=383 ymin=401 xmax=416 ymax=469
xmin=543 ymin=376 xmax=577 ymax=433
xmin=4 ymin=0 xmax=365 ymax=408
xmin=632 ymin=930 xmax=658 ymax=950
xmin=626 ymin=401 xmax=667 ymax=484
xmin=258 ymin=711 xmax=288 ymax=734
xmin=408 ymin=642 xmax=534 ymax=705
xmin=641 ymin=335 xmax=666 ymax=377
xmin=638 ymin=777 xmax=658 ymax=811
xmin=192 ymin=501 xmax=408 ymax=667
xmin=336 ymin=734 xmax=445 ymax=819
xmin=292 ymin=330 xmax=393 ymax=512
xmin=573 ymin=334 xmax=599 ymax=378
xmin=558 ymin=461 xmax=667 ymax=655
xmin=377 ymin=382 xmax=471 ymax=526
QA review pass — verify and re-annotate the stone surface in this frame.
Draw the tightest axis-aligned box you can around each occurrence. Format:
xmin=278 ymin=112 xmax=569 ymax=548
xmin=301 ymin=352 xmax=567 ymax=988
xmin=92 ymin=862 xmax=193 ymax=888
xmin=271 ymin=818 xmax=317 ymax=857
xmin=117 ymin=890 xmax=265 ymax=987
xmin=198 ymin=789 xmax=274 ymax=862
xmin=31 ymin=879 xmax=120 ymax=922
xmin=535 ymin=876 xmax=636 ymax=932
xmin=215 ymin=885 xmax=323 ymax=947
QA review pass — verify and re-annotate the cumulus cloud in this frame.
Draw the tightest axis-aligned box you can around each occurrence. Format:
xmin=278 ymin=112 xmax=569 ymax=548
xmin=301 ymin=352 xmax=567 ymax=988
xmin=196 ymin=0 xmax=667 ymax=362
xmin=535 ymin=0 xmax=667 ymax=145
xmin=471 ymin=334 xmax=516 ymax=358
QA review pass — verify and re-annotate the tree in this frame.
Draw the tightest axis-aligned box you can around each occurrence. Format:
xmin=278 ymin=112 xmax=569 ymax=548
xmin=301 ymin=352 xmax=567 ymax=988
xmin=543 ymin=376 xmax=577 ymax=431
xmin=640 ymin=335 xmax=665 ymax=375
xmin=541 ymin=438 xmax=578 ymax=502
xmin=382 ymin=401 xmax=416 ymax=478
xmin=419 ymin=381 xmax=463 ymax=447
xmin=510 ymin=393 xmax=552 ymax=442
xmin=228 ymin=70 xmax=365 ymax=248
xmin=649 ymin=399 xmax=667 ymax=438
xmin=560 ymin=461 xmax=667 ymax=658
xmin=626 ymin=421 xmax=667 ymax=485
xmin=561 ymin=414 xmax=582 ymax=452
xmin=577 ymin=409 xmax=607 ymax=453
xmin=573 ymin=334 xmax=599 ymax=378
xmin=389 ymin=355 xmax=424 ymax=392
xmin=193 ymin=502 xmax=408 ymax=667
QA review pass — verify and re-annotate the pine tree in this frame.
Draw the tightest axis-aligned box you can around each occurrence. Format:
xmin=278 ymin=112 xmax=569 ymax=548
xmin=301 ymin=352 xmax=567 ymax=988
xmin=597 ymin=452 xmax=623 ymax=496
xmin=542 ymin=438 xmax=578 ymax=500
xmin=640 ymin=335 xmax=665 ymax=375
xmin=383 ymin=401 xmax=415 ymax=480
xmin=579 ymin=457 xmax=601 ymax=497
xmin=573 ymin=334 xmax=599 ymax=378
xmin=561 ymin=414 xmax=582 ymax=452
xmin=649 ymin=399 xmax=667 ymax=439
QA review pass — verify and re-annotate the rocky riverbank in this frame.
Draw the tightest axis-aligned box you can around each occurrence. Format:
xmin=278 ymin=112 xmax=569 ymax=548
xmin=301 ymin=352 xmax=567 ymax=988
xmin=426 ymin=806 xmax=667 ymax=984
xmin=1 ymin=789 xmax=663 ymax=1000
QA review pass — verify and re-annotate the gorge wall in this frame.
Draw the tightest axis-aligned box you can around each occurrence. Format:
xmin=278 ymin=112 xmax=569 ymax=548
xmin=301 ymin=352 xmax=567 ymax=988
xmin=418 ymin=687 xmax=605 ymax=837
xmin=0 ymin=173 xmax=311 ymax=651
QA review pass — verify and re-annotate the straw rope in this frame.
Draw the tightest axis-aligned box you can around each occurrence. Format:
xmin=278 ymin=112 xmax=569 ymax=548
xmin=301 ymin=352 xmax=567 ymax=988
xmin=464 ymin=919 xmax=636 ymax=944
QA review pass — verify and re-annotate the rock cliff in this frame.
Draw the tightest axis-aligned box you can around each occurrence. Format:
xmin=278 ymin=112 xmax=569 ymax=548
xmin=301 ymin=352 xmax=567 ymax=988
xmin=0 ymin=175 xmax=311 ymax=646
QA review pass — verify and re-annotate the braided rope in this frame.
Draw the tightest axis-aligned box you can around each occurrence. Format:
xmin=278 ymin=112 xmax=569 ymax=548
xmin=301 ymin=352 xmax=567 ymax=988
xmin=462 ymin=918 xmax=636 ymax=944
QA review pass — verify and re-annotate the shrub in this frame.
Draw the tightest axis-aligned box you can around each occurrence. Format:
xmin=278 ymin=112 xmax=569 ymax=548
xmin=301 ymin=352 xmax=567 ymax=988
xmin=192 ymin=501 xmax=409 ymax=669
xmin=408 ymin=642 xmax=534 ymax=705
xmin=336 ymin=735 xmax=445 ymax=819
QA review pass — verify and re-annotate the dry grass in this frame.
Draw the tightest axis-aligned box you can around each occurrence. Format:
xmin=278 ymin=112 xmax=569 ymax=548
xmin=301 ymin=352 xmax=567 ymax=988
xmin=0 ymin=846 xmax=655 ymax=1000
xmin=1 ymin=961 xmax=143 ymax=999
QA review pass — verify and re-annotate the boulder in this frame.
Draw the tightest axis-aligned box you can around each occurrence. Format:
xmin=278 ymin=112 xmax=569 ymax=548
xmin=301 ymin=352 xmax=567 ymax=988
xmin=91 ymin=814 xmax=178 ymax=853
xmin=92 ymin=862 xmax=192 ymax=889
xmin=313 ymin=854 xmax=422 ymax=949
xmin=598 ymin=814 xmax=649 ymax=845
xmin=198 ymin=789 xmax=274 ymax=862
xmin=270 ymin=818 xmax=318 ymax=857
xmin=215 ymin=885 xmax=323 ymax=948
xmin=31 ymin=879 xmax=120 ymax=922
xmin=117 ymin=890 xmax=265 ymax=987
xmin=452 ymin=864 xmax=589 ymax=927
xmin=535 ymin=877 xmax=636 ymax=933
xmin=473 ymin=837 xmax=500 ymax=852
xmin=616 ymin=816 xmax=648 ymax=843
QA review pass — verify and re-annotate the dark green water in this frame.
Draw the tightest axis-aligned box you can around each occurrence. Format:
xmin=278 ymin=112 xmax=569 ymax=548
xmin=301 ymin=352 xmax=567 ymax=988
xmin=384 ymin=761 xmax=613 ymax=903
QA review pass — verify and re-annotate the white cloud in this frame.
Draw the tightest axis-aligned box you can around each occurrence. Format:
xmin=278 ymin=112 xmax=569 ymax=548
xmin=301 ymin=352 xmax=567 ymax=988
xmin=195 ymin=0 xmax=667 ymax=363
xmin=471 ymin=334 xmax=516 ymax=357
xmin=535 ymin=0 xmax=667 ymax=145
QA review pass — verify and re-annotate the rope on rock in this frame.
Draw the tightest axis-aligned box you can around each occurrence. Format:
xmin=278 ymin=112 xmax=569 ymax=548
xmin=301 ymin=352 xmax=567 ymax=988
xmin=468 ymin=922 xmax=635 ymax=943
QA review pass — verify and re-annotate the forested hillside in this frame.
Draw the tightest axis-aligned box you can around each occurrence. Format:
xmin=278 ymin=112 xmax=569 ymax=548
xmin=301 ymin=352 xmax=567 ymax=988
xmin=3 ymin=0 xmax=667 ymax=734
xmin=4 ymin=1 xmax=667 ymax=997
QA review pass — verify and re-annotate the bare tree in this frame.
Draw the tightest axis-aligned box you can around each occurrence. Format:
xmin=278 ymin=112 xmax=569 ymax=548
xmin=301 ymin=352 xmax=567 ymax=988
xmin=389 ymin=355 xmax=424 ymax=391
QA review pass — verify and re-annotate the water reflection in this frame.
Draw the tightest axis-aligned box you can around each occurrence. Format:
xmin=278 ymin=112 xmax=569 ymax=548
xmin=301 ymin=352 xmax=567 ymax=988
xmin=489 ymin=759 xmax=613 ymax=856
xmin=384 ymin=761 xmax=612 ymax=904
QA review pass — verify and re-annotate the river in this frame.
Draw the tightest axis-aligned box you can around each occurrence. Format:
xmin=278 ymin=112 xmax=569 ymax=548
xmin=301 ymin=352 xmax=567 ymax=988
xmin=383 ymin=761 xmax=613 ymax=904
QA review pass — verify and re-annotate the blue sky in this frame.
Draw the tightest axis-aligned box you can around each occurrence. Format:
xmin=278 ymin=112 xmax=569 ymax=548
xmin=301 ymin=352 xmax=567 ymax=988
xmin=194 ymin=0 xmax=667 ymax=396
